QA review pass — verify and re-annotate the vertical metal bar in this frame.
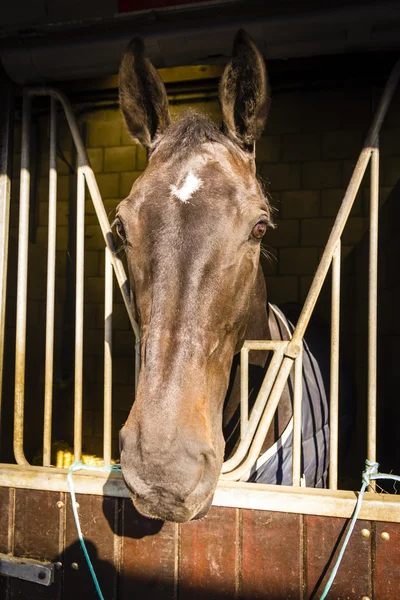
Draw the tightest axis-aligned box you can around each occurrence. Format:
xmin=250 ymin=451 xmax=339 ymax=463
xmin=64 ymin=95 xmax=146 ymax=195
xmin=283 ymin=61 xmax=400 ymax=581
xmin=292 ymin=347 xmax=303 ymax=487
xmin=26 ymin=89 xmax=140 ymax=343
xmin=368 ymin=142 xmax=379 ymax=490
xmin=104 ymin=247 xmax=113 ymax=466
xmin=329 ymin=241 xmax=341 ymax=490
xmin=240 ymin=347 xmax=249 ymax=441
xmin=74 ymin=160 xmax=85 ymax=462
xmin=43 ymin=98 xmax=57 ymax=466
xmin=0 ymin=81 xmax=13 ymax=444
xmin=13 ymin=91 xmax=31 ymax=465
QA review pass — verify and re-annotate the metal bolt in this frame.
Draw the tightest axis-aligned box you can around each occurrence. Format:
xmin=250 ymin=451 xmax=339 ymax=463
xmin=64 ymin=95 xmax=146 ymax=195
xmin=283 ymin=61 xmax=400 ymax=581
xmin=76 ymin=502 xmax=80 ymax=509
xmin=71 ymin=562 xmax=79 ymax=570
xmin=361 ymin=528 xmax=370 ymax=538
xmin=381 ymin=531 xmax=390 ymax=541
xmin=55 ymin=562 xmax=62 ymax=570
xmin=56 ymin=501 xmax=64 ymax=509
xmin=362 ymin=596 xmax=371 ymax=600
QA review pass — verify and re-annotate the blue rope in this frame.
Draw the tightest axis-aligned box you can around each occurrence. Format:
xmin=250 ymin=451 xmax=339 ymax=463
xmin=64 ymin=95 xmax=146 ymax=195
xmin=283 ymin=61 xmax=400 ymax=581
xmin=67 ymin=461 xmax=121 ymax=600
xmin=320 ymin=459 xmax=400 ymax=599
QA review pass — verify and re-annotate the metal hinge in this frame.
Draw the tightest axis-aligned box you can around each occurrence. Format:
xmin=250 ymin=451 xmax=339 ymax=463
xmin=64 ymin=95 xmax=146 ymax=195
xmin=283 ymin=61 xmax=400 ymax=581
xmin=0 ymin=553 xmax=54 ymax=586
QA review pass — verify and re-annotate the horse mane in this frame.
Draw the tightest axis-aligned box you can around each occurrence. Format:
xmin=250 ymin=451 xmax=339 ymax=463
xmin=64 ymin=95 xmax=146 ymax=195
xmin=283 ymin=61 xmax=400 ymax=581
xmin=150 ymin=111 xmax=233 ymax=161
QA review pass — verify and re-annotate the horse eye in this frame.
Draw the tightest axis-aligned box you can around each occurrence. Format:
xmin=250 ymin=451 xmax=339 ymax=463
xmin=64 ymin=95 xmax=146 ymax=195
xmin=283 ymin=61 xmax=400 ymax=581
xmin=116 ymin=220 xmax=126 ymax=240
xmin=252 ymin=221 xmax=267 ymax=240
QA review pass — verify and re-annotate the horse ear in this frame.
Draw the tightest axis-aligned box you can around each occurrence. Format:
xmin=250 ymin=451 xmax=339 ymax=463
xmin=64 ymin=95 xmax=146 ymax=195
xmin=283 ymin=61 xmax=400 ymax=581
xmin=219 ymin=30 xmax=270 ymax=153
xmin=119 ymin=37 xmax=171 ymax=149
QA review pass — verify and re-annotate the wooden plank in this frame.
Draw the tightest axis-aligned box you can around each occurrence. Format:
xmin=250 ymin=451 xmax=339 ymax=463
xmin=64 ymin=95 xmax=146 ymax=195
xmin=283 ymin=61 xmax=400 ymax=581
xmin=0 ymin=488 xmax=11 ymax=599
xmin=179 ymin=506 xmax=238 ymax=600
xmin=242 ymin=510 xmax=302 ymax=599
xmin=63 ymin=493 xmax=119 ymax=600
xmin=10 ymin=489 xmax=62 ymax=600
xmin=0 ymin=487 xmax=11 ymax=554
xmin=305 ymin=515 xmax=372 ymax=599
xmin=375 ymin=521 xmax=400 ymax=600
xmin=120 ymin=498 xmax=176 ymax=600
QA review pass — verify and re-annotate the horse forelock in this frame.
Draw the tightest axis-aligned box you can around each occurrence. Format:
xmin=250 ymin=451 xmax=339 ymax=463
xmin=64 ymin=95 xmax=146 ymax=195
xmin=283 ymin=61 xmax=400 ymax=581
xmin=149 ymin=110 xmax=232 ymax=161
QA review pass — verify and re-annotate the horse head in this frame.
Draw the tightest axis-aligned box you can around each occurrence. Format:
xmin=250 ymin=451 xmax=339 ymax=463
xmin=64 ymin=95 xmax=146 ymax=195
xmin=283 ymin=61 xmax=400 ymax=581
xmin=117 ymin=30 xmax=272 ymax=522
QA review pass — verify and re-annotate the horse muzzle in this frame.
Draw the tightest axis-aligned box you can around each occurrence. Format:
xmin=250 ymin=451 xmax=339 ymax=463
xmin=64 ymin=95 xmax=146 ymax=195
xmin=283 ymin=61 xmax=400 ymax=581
xmin=120 ymin=425 xmax=221 ymax=522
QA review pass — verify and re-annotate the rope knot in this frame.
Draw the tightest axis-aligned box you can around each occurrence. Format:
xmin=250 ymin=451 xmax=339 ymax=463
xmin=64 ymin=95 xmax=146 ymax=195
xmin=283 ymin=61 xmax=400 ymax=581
xmin=362 ymin=459 xmax=379 ymax=486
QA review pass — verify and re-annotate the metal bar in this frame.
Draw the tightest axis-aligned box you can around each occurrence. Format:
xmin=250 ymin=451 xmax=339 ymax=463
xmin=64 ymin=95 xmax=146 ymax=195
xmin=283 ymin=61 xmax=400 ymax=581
xmin=221 ymin=355 xmax=295 ymax=480
xmin=0 ymin=553 xmax=54 ymax=587
xmin=221 ymin=343 xmax=288 ymax=473
xmin=26 ymin=88 xmax=139 ymax=343
xmin=240 ymin=347 xmax=249 ymax=441
xmin=73 ymin=160 xmax=85 ymax=462
xmin=329 ymin=241 xmax=341 ymax=490
xmin=43 ymin=98 xmax=57 ymax=466
xmin=103 ymin=247 xmax=113 ymax=466
xmin=368 ymin=142 xmax=379 ymax=489
xmin=292 ymin=347 xmax=303 ymax=487
xmin=0 ymin=81 xmax=13 ymax=444
xmin=14 ymin=91 xmax=31 ymax=466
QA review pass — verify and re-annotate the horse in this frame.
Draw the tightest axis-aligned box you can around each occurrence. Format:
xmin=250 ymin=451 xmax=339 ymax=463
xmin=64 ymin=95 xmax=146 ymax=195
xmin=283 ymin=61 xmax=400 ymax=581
xmin=116 ymin=31 xmax=341 ymax=523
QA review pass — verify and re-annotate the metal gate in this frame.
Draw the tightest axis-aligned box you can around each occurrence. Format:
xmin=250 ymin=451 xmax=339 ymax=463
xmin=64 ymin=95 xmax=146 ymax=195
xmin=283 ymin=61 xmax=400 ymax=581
xmin=1 ymin=61 xmax=400 ymax=519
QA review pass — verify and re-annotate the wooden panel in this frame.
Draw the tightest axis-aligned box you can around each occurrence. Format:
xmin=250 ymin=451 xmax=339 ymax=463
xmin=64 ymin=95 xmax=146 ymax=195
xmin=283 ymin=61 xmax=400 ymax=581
xmin=63 ymin=494 xmax=119 ymax=600
xmin=0 ymin=487 xmax=11 ymax=554
xmin=242 ymin=510 xmax=302 ymax=600
xmin=10 ymin=489 xmax=62 ymax=599
xmin=120 ymin=498 xmax=176 ymax=600
xmin=0 ymin=488 xmax=11 ymax=598
xmin=180 ymin=506 xmax=238 ymax=600
xmin=375 ymin=521 xmax=400 ymax=600
xmin=305 ymin=515 xmax=372 ymax=599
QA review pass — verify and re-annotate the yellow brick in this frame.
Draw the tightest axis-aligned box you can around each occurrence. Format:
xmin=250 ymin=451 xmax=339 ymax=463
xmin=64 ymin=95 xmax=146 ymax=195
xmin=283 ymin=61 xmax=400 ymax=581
xmin=137 ymin=146 xmax=147 ymax=170
xmin=322 ymin=131 xmax=363 ymax=160
xmin=380 ymin=127 xmax=400 ymax=155
xmin=280 ymin=247 xmax=319 ymax=275
xmin=382 ymin=156 xmax=400 ymax=186
xmin=84 ymin=224 xmax=107 ymax=250
xmin=85 ymin=252 xmax=100 ymax=276
xmin=255 ymin=135 xmax=281 ymax=163
xmin=281 ymin=190 xmax=320 ymax=218
xmin=58 ymin=176 xmax=71 ymax=201
xmin=92 ymin=173 xmax=119 ymax=199
xmin=282 ymin=133 xmax=320 ymax=162
xmin=302 ymin=161 xmax=342 ymax=189
xmin=266 ymin=275 xmax=299 ymax=304
xmin=342 ymin=217 xmax=368 ymax=245
xmin=121 ymin=126 xmax=136 ymax=146
xmin=87 ymin=148 xmax=104 ymax=173
xmin=261 ymin=163 xmax=301 ymax=191
xmin=120 ymin=171 xmax=142 ymax=198
xmin=267 ymin=93 xmax=304 ymax=134
xmin=85 ymin=109 xmax=121 ymax=123
xmin=301 ymin=218 xmax=334 ymax=246
xmin=266 ymin=219 xmax=299 ymax=247
xmin=104 ymin=146 xmax=137 ymax=172
xmin=87 ymin=121 xmax=121 ymax=148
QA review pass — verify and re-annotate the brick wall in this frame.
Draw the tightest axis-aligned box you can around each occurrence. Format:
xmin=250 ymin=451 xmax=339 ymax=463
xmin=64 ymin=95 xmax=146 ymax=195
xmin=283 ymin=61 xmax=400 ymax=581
xmin=3 ymin=79 xmax=400 ymax=464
